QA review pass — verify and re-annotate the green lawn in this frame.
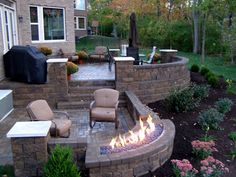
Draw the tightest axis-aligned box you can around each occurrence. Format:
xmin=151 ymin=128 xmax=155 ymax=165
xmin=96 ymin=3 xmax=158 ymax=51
xmin=76 ymin=35 xmax=121 ymax=52
xmin=76 ymin=36 xmax=236 ymax=81
xmin=179 ymin=52 xmax=236 ymax=81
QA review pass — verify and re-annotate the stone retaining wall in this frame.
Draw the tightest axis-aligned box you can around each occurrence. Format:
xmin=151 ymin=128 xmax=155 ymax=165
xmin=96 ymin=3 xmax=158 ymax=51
xmin=115 ymin=56 xmax=190 ymax=104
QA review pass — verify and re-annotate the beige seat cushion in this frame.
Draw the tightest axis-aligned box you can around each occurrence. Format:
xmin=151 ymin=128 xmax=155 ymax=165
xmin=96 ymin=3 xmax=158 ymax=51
xmin=91 ymin=107 xmax=116 ymax=121
xmin=52 ymin=119 xmax=72 ymax=136
xmin=94 ymin=89 xmax=119 ymax=108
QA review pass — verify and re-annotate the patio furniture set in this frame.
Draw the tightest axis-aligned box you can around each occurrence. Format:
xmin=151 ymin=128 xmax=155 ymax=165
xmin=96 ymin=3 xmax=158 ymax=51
xmin=26 ymin=88 xmax=120 ymax=138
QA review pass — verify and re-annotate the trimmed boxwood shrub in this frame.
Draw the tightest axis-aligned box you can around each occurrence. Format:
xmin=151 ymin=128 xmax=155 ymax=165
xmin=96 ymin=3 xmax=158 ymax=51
xmin=207 ymin=75 xmax=219 ymax=88
xmin=190 ymin=64 xmax=200 ymax=72
xmin=200 ymin=67 xmax=210 ymax=76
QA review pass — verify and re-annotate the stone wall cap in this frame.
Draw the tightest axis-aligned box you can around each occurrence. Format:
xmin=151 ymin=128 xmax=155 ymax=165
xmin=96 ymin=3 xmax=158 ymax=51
xmin=7 ymin=121 xmax=51 ymax=138
xmin=114 ymin=57 xmax=135 ymax=61
xmin=160 ymin=49 xmax=178 ymax=52
xmin=47 ymin=58 xmax=68 ymax=63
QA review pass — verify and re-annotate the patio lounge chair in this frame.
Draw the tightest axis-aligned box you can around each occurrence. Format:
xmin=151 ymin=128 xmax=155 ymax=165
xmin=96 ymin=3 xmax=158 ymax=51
xmin=90 ymin=88 xmax=119 ymax=129
xmin=89 ymin=46 xmax=108 ymax=62
xmin=26 ymin=99 xmax=72 ymax=138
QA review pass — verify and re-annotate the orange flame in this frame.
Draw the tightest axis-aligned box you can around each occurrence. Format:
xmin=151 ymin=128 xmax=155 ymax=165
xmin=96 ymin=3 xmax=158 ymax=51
xmin=109 ymin=115 xmax=155 ymax=149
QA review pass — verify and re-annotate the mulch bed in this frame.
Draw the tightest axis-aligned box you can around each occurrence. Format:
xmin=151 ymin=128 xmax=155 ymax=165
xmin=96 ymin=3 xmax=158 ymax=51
xmin=146 ymin=72 xmax=236 ymax=177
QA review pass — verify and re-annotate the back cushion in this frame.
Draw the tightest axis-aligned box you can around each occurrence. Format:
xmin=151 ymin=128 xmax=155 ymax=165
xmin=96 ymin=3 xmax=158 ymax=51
xmin=94 ymin=89 xmax=119 ymax=107
xmin=95 ymin=46 xmax=107 ymax=55
xmin=27 ymin=100 xmax=54 ymax=120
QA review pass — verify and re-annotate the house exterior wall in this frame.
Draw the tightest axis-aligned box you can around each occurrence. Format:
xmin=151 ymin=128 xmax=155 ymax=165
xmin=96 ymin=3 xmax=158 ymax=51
xmin=74 ymin=0 xmax=88 ymax=39
xmin=16 ymin=0 xmax=75 ymax=55
xmin=0 ymin=0 xmax=16 ymax=81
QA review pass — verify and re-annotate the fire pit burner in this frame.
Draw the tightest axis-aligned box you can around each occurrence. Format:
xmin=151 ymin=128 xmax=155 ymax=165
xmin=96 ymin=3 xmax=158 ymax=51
xmin=100 ymin=123 xmax=163 ymax=155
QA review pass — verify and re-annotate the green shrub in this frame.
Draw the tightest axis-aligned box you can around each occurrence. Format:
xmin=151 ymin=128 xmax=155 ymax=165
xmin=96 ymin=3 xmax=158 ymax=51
xmin=207 ymin=75 xmax=219 ymax=88
xmin=0 ymin=165 xmax=14 ymax=177
xmin=215 ymin=98 xmax=233 ymax=114
xmin=205 ymin=71 xmax=214 ymax=80
xmin=192 ymin=84 xmax=210 ymax=100
xmin=190 ymin=64 xmax=200 ymax=72
xmin=43 ymin=145 xmax=81 ymax=177
xmin=166 ymin=88 xmax=198 ymax=113
xmin=200 ymin=67 xmax=210 ymax=76
xmin=228 ymin=132 xmax=236 ymax=143
xmin=198 ymin=108 xmax=224 ymax=130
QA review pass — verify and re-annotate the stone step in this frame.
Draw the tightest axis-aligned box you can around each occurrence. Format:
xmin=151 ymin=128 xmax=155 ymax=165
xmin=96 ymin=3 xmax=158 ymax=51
xmin=67 ymin=93 xmax=94 ymax=102
xmin=68 ymin=85 xmax=115 ymax=94
xmin=57 ymin=100 xmax=127 ymax=109
xmin=66 ymin=93 xmax=126 ymax=102
xmin=69 ymin=80 xmax=115 ymax=87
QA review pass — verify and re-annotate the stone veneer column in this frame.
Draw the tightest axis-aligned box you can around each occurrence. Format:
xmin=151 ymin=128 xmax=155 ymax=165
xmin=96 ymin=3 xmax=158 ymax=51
xmin=160 ymin=49 xmax=178 ymax=63
xmin=114 ymin=57 xmax=135 ymax=93
xmin=7 ymin=121 xmax=51 ymax=177
xmin=47 ymin=58 xmax=69 ymax=106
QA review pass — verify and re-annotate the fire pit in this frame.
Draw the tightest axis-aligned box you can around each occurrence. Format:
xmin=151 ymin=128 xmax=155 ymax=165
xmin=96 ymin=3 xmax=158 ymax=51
xmin=86 ymin=118 xmax=175 ymax=177
xmin=100 ymin=115 xmax=164 ymax=155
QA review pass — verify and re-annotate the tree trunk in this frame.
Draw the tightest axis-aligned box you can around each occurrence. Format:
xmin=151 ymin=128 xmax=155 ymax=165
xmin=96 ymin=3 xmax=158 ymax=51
xmin=192 ymin=0 xmax=200 ymax=54
xmin=201 ymin=14 xmax=206 ymax=64
xmin=156 ymin=0 xmax=161 ymax=17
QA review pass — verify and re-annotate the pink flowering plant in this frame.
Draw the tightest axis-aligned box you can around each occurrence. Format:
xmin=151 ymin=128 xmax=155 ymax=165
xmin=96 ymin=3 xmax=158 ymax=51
xmin=171 ymin=159 xmax=198 ymax=177
xmin=191 ymin=140 xmax=218 ymax=159
xmin=200 ymin=156 xmax=229 ymax=177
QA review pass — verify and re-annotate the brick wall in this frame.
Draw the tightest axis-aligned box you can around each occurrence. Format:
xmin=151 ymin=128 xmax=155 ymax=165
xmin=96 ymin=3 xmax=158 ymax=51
xmin=16 ymin=0 xmax=75 ymax=55
xmin=115 ymin=56 xmax=190 ymax=104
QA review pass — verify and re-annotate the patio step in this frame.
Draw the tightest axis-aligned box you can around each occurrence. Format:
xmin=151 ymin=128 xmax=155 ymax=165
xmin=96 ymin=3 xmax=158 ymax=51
xmin=68 ymin=85 xmax=115 ymax=94
xmin=57 ymin=100 xmax=126 ymax=109
xmin=57 ymin=79 xmax=126 ymax=109
xmin=68 ymin=80 xmax=115 ymax=87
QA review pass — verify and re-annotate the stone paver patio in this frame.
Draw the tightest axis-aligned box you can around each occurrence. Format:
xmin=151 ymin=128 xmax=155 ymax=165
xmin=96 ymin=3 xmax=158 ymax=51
xmin=0 ymin=107 xmax=134 ymax=165
xmin=72 ymin=63 xmax=115 ymax=80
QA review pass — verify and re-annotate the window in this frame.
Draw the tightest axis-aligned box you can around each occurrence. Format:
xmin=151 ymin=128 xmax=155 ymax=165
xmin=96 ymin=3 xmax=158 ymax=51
xmin=30 ymin=6 xmax=65 ymax=42
xmin=74 ymin=0 xmax=85 ymax=10
xmin=74 ymin=16 xmax=86 ymax=30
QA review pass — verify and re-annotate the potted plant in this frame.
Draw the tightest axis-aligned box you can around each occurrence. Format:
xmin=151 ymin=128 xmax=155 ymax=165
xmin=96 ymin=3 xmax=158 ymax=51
xmin=39 ymin=46 xmax=52 ymax=56
xmin=77 ymin=50 xmax=89 ymax=64
xmin=67 ymin=61 xmax=78 ymax=80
